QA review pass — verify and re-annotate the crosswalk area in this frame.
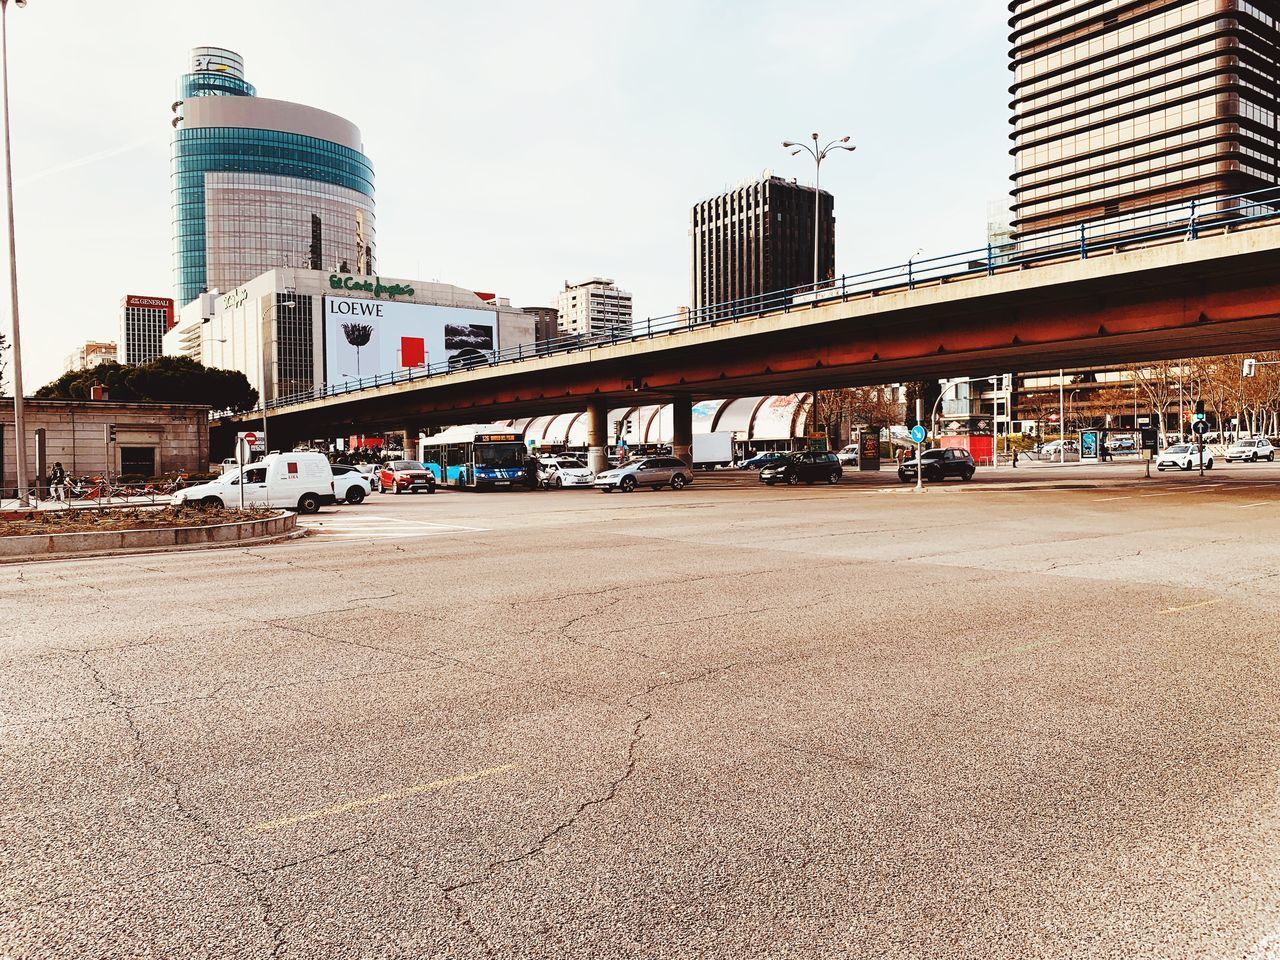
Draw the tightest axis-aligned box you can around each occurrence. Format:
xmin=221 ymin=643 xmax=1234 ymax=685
xmin=298 ymin=513 xmax=488 ymax=541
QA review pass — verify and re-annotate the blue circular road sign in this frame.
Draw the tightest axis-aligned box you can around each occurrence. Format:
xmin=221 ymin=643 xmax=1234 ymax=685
xmin=910 ymin=425 xmax=927 ymax=444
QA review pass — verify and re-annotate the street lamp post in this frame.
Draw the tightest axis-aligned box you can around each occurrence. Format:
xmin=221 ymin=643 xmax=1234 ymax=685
xmin=783 ymin=132 xmax=855 ymax=437
xmin=2 ymin=0 xmax=28 ymax=505
xmin=782 ymin=132 xmax=856 ymax=296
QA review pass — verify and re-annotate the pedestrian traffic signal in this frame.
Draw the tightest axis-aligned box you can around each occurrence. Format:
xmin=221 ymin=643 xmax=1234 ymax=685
xmin=1243 ymin=358 xmax=1257 ymax=377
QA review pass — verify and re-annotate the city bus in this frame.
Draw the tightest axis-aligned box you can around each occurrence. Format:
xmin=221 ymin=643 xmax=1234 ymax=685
xmin=419 ymin=425 xmax=529 ymax=489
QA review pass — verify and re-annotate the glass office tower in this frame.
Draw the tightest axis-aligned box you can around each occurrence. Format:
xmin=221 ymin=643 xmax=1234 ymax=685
xmin=1008 ymin=1 xmax=1280 ymax=240
xmin=171 ymin=47 xmax=376 ymax=305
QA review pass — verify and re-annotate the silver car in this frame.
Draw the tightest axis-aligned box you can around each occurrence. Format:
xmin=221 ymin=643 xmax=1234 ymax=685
xmin=593 ymin=456 xmax=692 ymax=493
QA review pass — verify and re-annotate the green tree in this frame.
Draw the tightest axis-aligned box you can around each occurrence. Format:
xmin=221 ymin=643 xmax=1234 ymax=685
xmin=35 ymin=356 xmax=258 ymax=412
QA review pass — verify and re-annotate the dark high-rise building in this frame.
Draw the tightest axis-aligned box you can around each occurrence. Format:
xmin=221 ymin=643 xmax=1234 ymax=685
xmin=521 ymin=306 xmax=560 ymax=349
xmin=1009 ymin=1 xmax=1280 ymax=240
xmin=690 ymin=175 xmax=834 ymax=313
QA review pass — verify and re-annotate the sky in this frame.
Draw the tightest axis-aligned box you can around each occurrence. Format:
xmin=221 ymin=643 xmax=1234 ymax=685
xmin=2 ymin=0 xmax=1013 ymax=387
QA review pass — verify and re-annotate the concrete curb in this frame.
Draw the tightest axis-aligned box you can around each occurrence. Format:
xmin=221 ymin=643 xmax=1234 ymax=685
xmin=0 ymin=511 xmax=297 ymax=561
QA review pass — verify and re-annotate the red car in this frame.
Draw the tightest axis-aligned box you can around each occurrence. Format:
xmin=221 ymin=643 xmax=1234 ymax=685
xmin=378 ymin=460 xmax=437 ymax=494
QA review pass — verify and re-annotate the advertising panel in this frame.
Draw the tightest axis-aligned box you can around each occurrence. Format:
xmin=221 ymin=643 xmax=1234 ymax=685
xmin=858 ymin=429 xmax=881 ymax=471
xmin=324 ymin=296 xmax=497 ymax=385
xmin=1080 ymin=430 xmax=1099 ymax=460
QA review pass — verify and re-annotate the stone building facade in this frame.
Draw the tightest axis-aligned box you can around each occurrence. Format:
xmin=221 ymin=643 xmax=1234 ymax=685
xmin=0 ymin=400 xmax=211 ymax=492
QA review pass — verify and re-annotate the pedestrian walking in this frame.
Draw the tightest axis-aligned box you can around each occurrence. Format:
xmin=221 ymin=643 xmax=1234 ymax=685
xmin=1012 ymin=449 xmax=1018 ymax=468
xmin=49 ymin=462 xmax=67 ymax=502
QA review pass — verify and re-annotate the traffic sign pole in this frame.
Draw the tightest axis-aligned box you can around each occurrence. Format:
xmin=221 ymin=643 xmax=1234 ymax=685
xmin=911 ymin=403 xmax=926 ymax=494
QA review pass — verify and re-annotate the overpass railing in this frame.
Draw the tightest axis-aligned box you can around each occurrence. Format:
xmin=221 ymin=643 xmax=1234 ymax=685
xmin=223 ymin=185 xmax=1280 ymax=418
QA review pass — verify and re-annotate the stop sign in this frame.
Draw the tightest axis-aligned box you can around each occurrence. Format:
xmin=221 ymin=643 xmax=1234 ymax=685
xmin=243 ymin=432 xmax=257 ymax=445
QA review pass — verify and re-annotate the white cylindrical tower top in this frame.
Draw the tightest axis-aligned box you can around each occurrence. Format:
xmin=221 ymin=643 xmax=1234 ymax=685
xmin=189 ymin=47 xmax=245 ymax=80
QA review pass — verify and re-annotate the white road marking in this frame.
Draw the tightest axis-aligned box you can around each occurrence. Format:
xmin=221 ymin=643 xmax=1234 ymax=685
xmin=299 ymin=514 xmax=488 ymax=541
xmin=1237 ymin=501 xmax=1272 ymax=509
xmin=1092 ymin=495 xmax=1134 ymax=502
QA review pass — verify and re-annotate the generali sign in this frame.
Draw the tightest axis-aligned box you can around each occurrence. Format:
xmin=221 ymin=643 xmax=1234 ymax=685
xmin=125 ymin=294 xmax=176 ymax=330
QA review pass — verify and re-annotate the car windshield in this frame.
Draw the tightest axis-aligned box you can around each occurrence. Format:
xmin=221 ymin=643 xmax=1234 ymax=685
xmin=1167 ymin=446 xmax=1190 ymax=454
xmin=557 ymin=459 xmax=584 ymax=469
xmin=475 ymin=443 xmax=526 ymax=469
xmin=390 ymin=460 xmax=423 ymax=471
xmin=921 ymin=450 xmax=945 ymax=460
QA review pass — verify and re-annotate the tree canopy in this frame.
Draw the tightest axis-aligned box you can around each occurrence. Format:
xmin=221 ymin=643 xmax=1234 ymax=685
xmin=35 ymin=356 xmax=258 ymax=413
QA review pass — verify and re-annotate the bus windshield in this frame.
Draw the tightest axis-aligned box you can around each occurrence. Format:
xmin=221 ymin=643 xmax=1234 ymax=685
xmin=475 ymin=443 xmax=526 ymax=468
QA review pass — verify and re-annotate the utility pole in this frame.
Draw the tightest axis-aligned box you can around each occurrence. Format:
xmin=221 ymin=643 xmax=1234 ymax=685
xmin=2 ymin=0 xmax=29 ymax=505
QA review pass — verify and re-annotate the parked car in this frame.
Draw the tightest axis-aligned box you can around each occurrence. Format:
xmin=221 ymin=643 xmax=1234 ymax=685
xmin=219 ymin=458 xmax=240 ymax=474
xmin=1106 ymin=436 xmax=1138 ymax=453
xmin=1225 ymin=437 xmax=1276 ymax=462
xmin=594 ymin=457 xmax=692 ymax=492
xmin=760 ymin=451 xmax=843 ymax=486
xmin=836 ymin=444 xmax=860 ymax=466
xmin=329 ymin=463 xmax=373 ymax=504
xmin=1034 ymin=439 xmax=1080 ymax=462
xmin=172 ymin=451 xmax=335 ymax=514
xmin=379 ymin=460 xmax=437 ymax=494
xmin=738 ymin=452 xmax=788 ymax=471
xmin=1155 ymin=444 xmax=1213 ymax=471
xmin=540 ymin=457 xmax=594 ymax=489
xmin=897 ymin=448 xmax=976 ymax=483
xmin=354 ymin=462 xmax=381 ymax=490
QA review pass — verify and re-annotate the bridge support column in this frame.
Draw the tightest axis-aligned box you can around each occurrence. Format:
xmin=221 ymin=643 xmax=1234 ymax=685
xmin=587 ymin=400 xmax=608 ymax=474
xmin=671 ymin=395 xmax=693 ymax=466
xmin=400 ymin=427 xmax=419 ymax=454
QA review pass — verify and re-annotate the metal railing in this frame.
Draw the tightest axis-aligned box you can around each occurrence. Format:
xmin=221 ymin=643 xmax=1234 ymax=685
xmin=218 ymin=186 xmax=1280 ymax=420
xmin=0 ymin=480 xmax=188 ymax=513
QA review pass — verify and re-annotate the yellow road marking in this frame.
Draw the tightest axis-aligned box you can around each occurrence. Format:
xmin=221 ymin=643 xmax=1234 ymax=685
xmin=1160 ymin=597 xmax=1223 ymax=614
xmin=249 ymin=764 xmax=516 ymax=832
xmin=961 ymin=638 xmax=1059 ymax=667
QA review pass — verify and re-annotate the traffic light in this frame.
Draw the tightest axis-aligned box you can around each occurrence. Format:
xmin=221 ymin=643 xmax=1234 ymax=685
xmin=104 ymin=424 xmax=117 ymax=443
xmin=1243 ymin=358 xmax=1257 ymax=377
xmin=1194 ymin=400 xmax=1205 ymax=422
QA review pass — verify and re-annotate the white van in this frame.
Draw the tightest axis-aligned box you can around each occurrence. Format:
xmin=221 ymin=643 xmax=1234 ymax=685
xmin=172 ymin=452 xmax=336 ymax=514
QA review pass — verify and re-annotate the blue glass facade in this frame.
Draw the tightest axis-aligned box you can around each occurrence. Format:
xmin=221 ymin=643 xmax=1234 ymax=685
xmin=171 ymin=50 xmax=375 ymax=305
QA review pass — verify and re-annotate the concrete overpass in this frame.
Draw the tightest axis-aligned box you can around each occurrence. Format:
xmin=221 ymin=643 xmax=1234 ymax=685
xmin=218 ymin=219 xmax=1280 ymax=467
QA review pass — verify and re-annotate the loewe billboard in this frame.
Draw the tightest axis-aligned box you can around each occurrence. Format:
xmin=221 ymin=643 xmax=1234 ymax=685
xmin=324 ymin=296 xmax=496 ymax=385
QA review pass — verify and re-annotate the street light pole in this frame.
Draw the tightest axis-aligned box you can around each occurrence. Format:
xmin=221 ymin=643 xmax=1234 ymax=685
xmin=2 ymin=0 xmax=28 ymax=505
xmin=782 ymin=132 xmax=856 ymax=295
xmin=783 ymin=132 xmax=855 ymax=439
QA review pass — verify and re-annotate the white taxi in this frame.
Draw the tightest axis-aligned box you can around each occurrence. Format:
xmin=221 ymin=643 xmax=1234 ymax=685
xmin=539 ymin=456 xmax=594 ymax=488
xmin=1155 ymin=443 xmax=1213 ymax=472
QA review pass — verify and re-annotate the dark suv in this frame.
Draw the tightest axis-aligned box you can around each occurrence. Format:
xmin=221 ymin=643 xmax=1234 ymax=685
xmin=760 ymin=451 xmax=843 ymax=486
xmin=898 ymin=448 xmax=975 ymax=483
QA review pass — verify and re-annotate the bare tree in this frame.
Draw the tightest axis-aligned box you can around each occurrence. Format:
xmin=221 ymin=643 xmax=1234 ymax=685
xmin=1133 ymin=360 xmax=1181 ymax=443
xmin=815 ymin=387 xmax=903 ymax=448
xmin=0 ymin=331 xmax=8 ymax=394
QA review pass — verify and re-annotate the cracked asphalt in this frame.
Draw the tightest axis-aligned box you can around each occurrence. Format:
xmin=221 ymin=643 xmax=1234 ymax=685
xmin=2 ymin=469 xmax=1279 ymax=959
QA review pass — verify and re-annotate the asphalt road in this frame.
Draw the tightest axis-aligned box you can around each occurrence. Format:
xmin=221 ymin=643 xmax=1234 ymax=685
xmin=3 ymin=468 xmax=1279 ymax=959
